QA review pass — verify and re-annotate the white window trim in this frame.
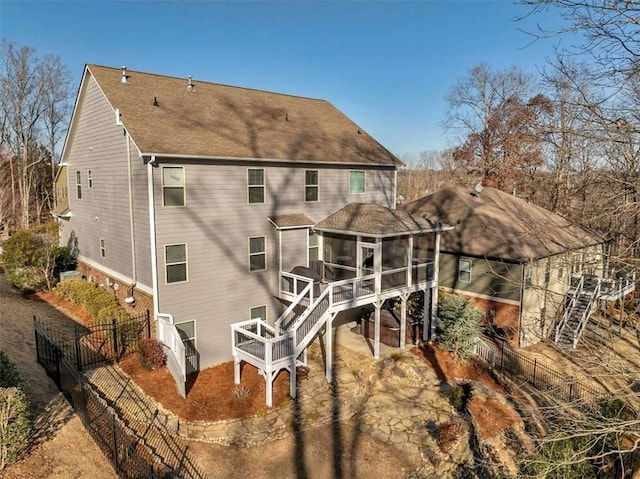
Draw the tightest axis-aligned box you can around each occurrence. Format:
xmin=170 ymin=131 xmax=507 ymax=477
xmin=250 ymin=305 xmax=268 ymax=322
xmin=99 ymin=238 xmax=105 ymax=258
xmin=248 ymin=235 xmax=267 ymax=272
xmin=247 ymin=168 xmax=265 ymax=204
xmin=304 ymin=169 xmax=319 ymax=202
xmin=349 ymin=170 xmax=366 ymax=195
xmin=161 ymin=166 xmax=186 ymax=207
xmin=75 ymin=170 xmax=82 ymax=199
xmin=164 ymin=243 xmax=188 ymax=284
xmin=458 ymin=259 xmax=472 ymax=283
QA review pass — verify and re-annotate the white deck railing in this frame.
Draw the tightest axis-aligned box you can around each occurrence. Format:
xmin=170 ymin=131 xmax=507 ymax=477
xmin=474 ymin=337 xmax=496 ymax=368
xmin=279 ymin=271 xmax=314 ymax=303
xmin=157 ymin=313 xmax=187 ymax=397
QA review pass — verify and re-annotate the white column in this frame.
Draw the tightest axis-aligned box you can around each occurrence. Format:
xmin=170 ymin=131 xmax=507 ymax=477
xmin=374 ymin=301 xmax=381 ymax=358
xmin=423 ymin=288 xmax=430 ymax=342
xmin=325 ymin=318 xmax=333 ymax=383
xmin=400 ymin=294 xmax=408 ymax=349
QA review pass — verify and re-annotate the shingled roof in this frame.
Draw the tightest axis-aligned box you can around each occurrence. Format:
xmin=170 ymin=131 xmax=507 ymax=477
xmin=314 ymin=203 xmax=449 ymax=237
xmin=84 ymin=65 xmax=402 ymax=167
xmin=401 ymin=187 xmax=605 ymax=262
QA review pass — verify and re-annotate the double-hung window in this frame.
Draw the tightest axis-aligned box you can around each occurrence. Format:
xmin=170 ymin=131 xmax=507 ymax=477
xmin=248 ymin=168 xmax=265 ymax=204
xmin=100 ymin=238 xmax=105 ymax=258
xmin=249 ymin=236 xmax=266 ymax=271
xmin=305 ymin=170 xmax=319 ymax=202
xmin=88 ymin=170 xmax=93 ymax=188
xmin=165 ymin=244 xmax=188 ymax=283
xmin=524 ymin=265 xmax=533 ymax=287
xmin=349 ymin=170 xmax=366 ymax=194
xmin=458 ymin=259 xmax=472 ymax=282
xmin=162 ymin=166 xmax=185 ymax=206
xmin=75 ymin=171 xmax=82 ymax=199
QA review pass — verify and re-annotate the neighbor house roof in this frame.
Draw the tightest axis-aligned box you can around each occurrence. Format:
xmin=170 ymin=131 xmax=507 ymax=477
xmin=85 ymin=65 xmax=402 ymax=167
xmin=401 ymin=187 xmax=605 ymax=262
xmin=314 ymin=203 xmax=451 ymax=237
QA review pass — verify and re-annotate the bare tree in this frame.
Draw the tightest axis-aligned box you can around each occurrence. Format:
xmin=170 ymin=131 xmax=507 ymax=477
xmin=0 ymin=39 xmax=71 ymax=231
xmin=444 ymin=64 xmax=552 ymax=197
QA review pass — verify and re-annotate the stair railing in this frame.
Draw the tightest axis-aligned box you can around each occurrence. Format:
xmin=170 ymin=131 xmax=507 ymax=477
xmin=274 ymin=281 xmax=313 ymax=335
xmin=555 ymin=274 xmax=584 ymax=343
xmin=572 ymin=279 xmax=601 ymax=348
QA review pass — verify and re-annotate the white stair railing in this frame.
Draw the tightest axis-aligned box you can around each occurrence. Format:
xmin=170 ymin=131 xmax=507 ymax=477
xmin=156 ymin=313 xmax=187 ymax=397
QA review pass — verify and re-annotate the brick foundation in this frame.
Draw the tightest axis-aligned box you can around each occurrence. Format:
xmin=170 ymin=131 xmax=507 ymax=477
xmin=75 ymin=261 xmax=156 ymax=338
xmin=464 ymin=296 xmax=520 ymax=347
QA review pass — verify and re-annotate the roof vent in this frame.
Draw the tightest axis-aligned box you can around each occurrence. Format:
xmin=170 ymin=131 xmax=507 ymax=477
xmin=153 ymin=96 xmax=159 ymax=107
xmin=187 ymin=76 xmax=195 ymax=92
xmin=121 ymin=66 xmax=128 ymax=84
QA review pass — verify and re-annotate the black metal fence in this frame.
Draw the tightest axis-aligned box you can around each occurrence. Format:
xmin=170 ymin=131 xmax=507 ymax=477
xmin=488 ymin=339 xmax=607 ymax=410
xmin=34 ymin=311 xmax=150 ymax=372
xmin=34 ymin=314 xmax=208 ymax=479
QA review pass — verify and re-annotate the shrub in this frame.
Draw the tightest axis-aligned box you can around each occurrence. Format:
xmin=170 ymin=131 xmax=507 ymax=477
xmin=53 ymin=246 xmax=76 ymax=277
xmin=449 ymin=383 xmax=472 ymax=412
xmin=0 ymin=353 xmax=22 ymax=389
xmin=55 ymin=279 xmax=127 ymax=325
xmin=437 ymin=294 xmax=483 ymax=362
xmin=139 ymin=339 xmax=166 ymax=371
xmin=0 ymin=387 xmax=32 ymax=470
xmin=434 ymin=418 xmax=463 ymax=452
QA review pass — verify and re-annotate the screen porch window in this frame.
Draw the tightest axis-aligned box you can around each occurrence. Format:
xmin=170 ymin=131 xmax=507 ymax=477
xmin=308 ymin=230 xmax=319 ymax=263
xmin=305 ymin=170 xmax=319 ymax=202
xmin=248 ymin=168 xmax=265 ymax=204
xmin=349 ymin=170 xmax=366 ymax=194
xmin=458 ymin=259 xmax=472 ymax=282
xmin=250 ymin=305 xmax=267 ymax=322
xmin=162 ymin=166 xmax=185 ymax=206
xmin=165 ymin=244 xmax=187 ymax=283
xmin=249 ymin=236 xmax=266 ymax=271
xmin=75 ymin=170 xmax=82 ymax=199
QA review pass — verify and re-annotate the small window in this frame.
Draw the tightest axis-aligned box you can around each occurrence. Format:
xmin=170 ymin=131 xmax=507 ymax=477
xmin=544 ymin=260 xmax=551 ymax=284
xmin=349 ymin=170 xmax=366 ymax=194
xmin=249 ymin=236 xmax=266 ymax=272
xmin=308 ymin=230 xmax=319 ymax=263
xmin=75 ymin=170 xmax=82 ymax=199
xmin=88 ymin=170 xmax=93 ymax=188
xmin=248 ymin=168 xmax=265 ymax=204
xmin=175 ymin=320 xmax=196 ymax=350
xmin=162 ymin=166 xmax=185 ymax=206
xmin=100 ymin=238 xmax=105 ymax=258
xmin=165 ymin=244 xmax=187 ymax=283
xmin=250 ymin=305 xmax=267 ymax=322
xmin=305 ymin=170 xmax=319 ymax=202
xmin=558 ymin=263 xmax=564 ymax=279
xmin=458 ymin=259 xmax=472 ymax=282
xmin=524 ymin=265 xmax=533 ymax=287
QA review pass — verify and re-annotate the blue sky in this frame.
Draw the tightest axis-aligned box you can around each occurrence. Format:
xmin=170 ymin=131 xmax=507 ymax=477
xmin=1 ymin=1 xmax=570 ymax=158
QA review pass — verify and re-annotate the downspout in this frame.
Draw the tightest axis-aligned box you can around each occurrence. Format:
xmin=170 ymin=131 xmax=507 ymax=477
xmin=147 ymin=156 xmax=160 ymax=318
xmin=126 ymin=134 xmax=137 ymax=287
xmin=518 ymin=262 xmax=525 ymax=348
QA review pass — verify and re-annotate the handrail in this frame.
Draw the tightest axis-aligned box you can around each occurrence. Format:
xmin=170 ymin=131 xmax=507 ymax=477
xmin=280 ymin=271 xmax=314 ymax=297
xmin=274 ymin=281 xmax=313 ymax=334
xmin=555 ymin=274 xmax=584 ymax=342
xmin=572 ymin=280 xmax=600 ymax=348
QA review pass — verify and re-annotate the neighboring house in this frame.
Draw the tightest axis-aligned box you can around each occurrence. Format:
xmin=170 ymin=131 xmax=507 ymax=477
xmin=402 ymin=186 xmax=635 ymax=348
xmin=55 ymin=65 xmax=449 ymax=404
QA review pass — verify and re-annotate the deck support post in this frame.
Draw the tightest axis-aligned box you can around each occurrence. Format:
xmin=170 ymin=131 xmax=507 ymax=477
xmin=265 ymin=370 xmax=276 ymax=408
xmin=400 ymin=294 xmax=409 ymax=349
xmin=422 ymin=288 xmax=430 ymax=342
xmin=374 ymin=300 xmax=382 ymax=359
xmin=430 ymin=284 xmax=438 ymax=341
xmin=233 ymin=355 xmax=241 ymax=385
xmin=326 ymin=316 xmax=334 ymax=383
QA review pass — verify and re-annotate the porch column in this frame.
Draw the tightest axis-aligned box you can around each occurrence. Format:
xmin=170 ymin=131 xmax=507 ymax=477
xmin=400 ymin=293 xmax=409 ymax=349
xmin=430 ymin=284 xmax=438 ymax=340
xmin=407 ymin=236 xmax=414 ymax=287
xmin=374 ymin=301 xmax=382 ymax=359
xmin=422 ymin=288 xmax=430 ymax=342
xmin=374 ymin=238 xmax=382 ymax=295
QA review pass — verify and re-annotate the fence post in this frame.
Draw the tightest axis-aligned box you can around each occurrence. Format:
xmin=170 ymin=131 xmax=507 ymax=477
xmin=112 ymin=414 xmax=119 ymax=474
xmin=568 ymin=378 xmax=574 ymax=402
xmin=533 ymin=359 xmax=537 ymax=387
xmin=34 ymin=318 xmax=40 ymax=365
xmin=112 ymin=318 xmax=119 ymax=357
xmin=145 ymin=310 xmax=151 ymax=339
xmin=54 ymin=346 xmax=61 ymax=388
xmin=500 ymin=341 xmax=505 ymax=369
xmin=75 ymin=327 xmax=83 ymax=372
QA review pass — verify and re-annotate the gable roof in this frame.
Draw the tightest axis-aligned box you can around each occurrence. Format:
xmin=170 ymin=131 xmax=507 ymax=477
xmin=85 ymin=65 xmax=402 ymax=167
xmin=401 ymin=186 xmax=605 ymax=262
xmin=268 ymin=213 xmax=315 ymax=230
xmin=314 ymin=203 xmax=451 ymax=237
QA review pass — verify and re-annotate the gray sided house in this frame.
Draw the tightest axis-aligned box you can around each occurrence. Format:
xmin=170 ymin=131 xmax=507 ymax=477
xmin=56 ymin=65 xmax=448 ymax=404
xmin=402 ymin=186 xmax=635 ymax=348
